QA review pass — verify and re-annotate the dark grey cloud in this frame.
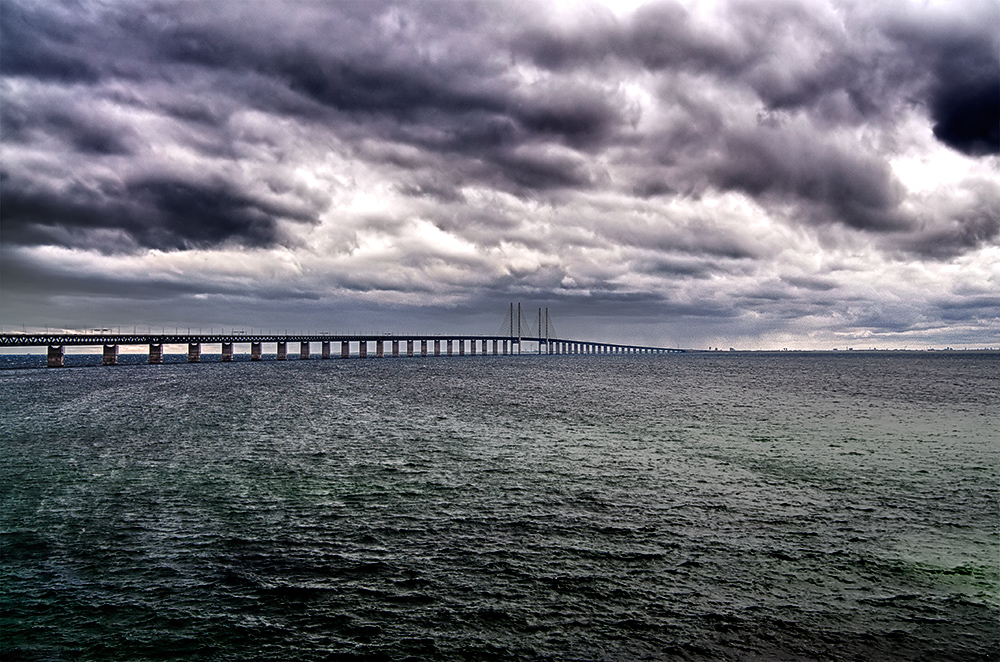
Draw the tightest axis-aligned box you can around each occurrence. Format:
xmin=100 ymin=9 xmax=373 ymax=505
xmin=0 ymin=169 xmax=318 ymax=251
xmin=707 ymin=126 xmax=909 ymax=232
xmin=897 ymin=184 xmax=1000 ymax=259
xmin=882 ymin=2 xmax=1000 ymax=156
xmin=0 ymin=1 xmax=103 ymax=83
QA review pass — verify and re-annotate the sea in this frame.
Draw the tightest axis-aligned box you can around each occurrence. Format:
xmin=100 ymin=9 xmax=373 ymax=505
xmin=1 ymin=352 xmax=997 ymax=661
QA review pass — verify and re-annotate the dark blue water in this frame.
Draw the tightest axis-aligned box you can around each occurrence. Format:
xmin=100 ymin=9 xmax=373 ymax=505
xmin=2 ymin=353 xmax=998 ymax=660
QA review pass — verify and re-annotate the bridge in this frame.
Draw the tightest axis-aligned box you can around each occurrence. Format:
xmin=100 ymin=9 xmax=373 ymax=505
xmin=0 ymin=305 xmax=685 ymax=367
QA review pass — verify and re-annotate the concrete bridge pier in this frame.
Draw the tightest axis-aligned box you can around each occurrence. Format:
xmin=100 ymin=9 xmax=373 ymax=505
xmin=407 ymin=340 xmax=414 ymax=357
xmin=322 ymin=341 xmax=331 ymax=359
xmin=187 ymin=343 xmax=199 ymax=363
xmin=277 ymin=342 xmax=287 ymax=360
xmin=341 ymin=341 xmax=350 ymax=358
xmin=470 ymin=340 xmax=476 ymax=356
xmin=433 ymin=340 xmax=439 ymax=356
xmin=376 ymin=340 xmax=384 ymax=358
xmin=251 ymin=342 xmax=262 ymax=361
xmin=148 ymin=343 xmax=163 ymax=364
xmin=222 ymin=342 xmax=234 ymax=361
xmin=459 ymin=339 xmax=465 ymax=356
xmin=48 ymin=345 xmax=64 ymax=368
xmin=483 ymin=339 xmax=489 ymax=355
xmin=360 ymin=341 xmax=368 ymax=358
xmin=422 ymin=340 xmax=429 ymax=357
xmin=103 ymin=344 xmax=119 ymax=365
xmin=300 ymin=342 xmax=310 ymax=360
xmin=503 ymin=339 xmax=508 ymax=355
xmin=447 ymin=340 xmax=453 ymax=356
xmin=493 ymin=339 xmax=498 ymax=355
xmin=392 ymin=340 xmax=399 ymax=357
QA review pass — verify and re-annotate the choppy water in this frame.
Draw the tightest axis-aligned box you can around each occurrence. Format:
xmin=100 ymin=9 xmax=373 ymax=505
xmin=2 ymin=353 xmax=998 ymax=661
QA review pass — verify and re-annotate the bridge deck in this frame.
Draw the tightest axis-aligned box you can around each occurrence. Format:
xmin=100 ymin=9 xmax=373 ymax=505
xmin=1 ymin=333 xmax=683 ymax=353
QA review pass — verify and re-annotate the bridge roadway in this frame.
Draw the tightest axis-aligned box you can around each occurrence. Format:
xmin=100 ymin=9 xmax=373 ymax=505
xmin=0 ymin=333 xmax=684 ymax=367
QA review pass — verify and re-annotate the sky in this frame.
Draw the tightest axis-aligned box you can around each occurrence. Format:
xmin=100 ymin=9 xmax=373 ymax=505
xmin=1 ymin=0 xmax=998 ymax=350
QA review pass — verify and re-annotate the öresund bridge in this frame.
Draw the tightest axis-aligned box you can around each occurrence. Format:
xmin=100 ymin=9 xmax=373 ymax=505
xmin=0 ymin=304 xmax=685 ymax=368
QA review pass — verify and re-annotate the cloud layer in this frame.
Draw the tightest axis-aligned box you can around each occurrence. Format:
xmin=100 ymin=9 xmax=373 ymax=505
xmin=2 ymin=0 xmax=998 ymax=348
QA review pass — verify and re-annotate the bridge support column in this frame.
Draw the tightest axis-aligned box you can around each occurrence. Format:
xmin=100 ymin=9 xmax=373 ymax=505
xmin=392 ymin=340 xmax=399 ymax=357
xmin=360 ymin=341 xmax=368 ymax=358
xmin=458 ymin=339 xmax=464 ymax=356
xmin=47 ymin=345 xmax=64 ymax=368
xmin=493 ymin=339 xmax=498 ymax=355
xmin=148 ymin=343 xmax=162 ymax=364
xmin=322 ymin=341 xmax=331 ymax=359
xmin=103 ymin=344 xmax=119 ymax=365
xmin=407 ymin=340 xmax=414 ymax=357
xmin=447 ymin=340 xmax=452 ymax=356
xmin=503 ymin=339 xmax=508 ymax=355
xmin=300 ymin=341 xmax=310 ymax=360
xmin=376 ymin=340 xmax=384 ymax=358
xmin=470 ymin=340 xmax=476 ymax=356
xmin=482 ymin=339 xmax=488 ymax=355
xmin=186 ymin=343 xmax=199 ymax=363
xmin=277 ymin=342 xmax=287 ymax=360
xmin=222 ymin=342 xmax=234 ymax=361
xmin=422 ymin=340 xmax=429 ymax=357
xmin=251 ymin=342 xmax=262 ymax=361
xmin=342 ymin=340 xmax=350 ymax=358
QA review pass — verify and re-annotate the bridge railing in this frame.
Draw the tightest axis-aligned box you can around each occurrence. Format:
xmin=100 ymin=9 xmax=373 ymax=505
xmin=0 ymin=332 xmax=684 ymax=367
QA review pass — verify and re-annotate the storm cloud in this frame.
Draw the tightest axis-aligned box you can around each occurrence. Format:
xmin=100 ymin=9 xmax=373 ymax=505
xmin=1 ymin=0 xmax=997 ymax=348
